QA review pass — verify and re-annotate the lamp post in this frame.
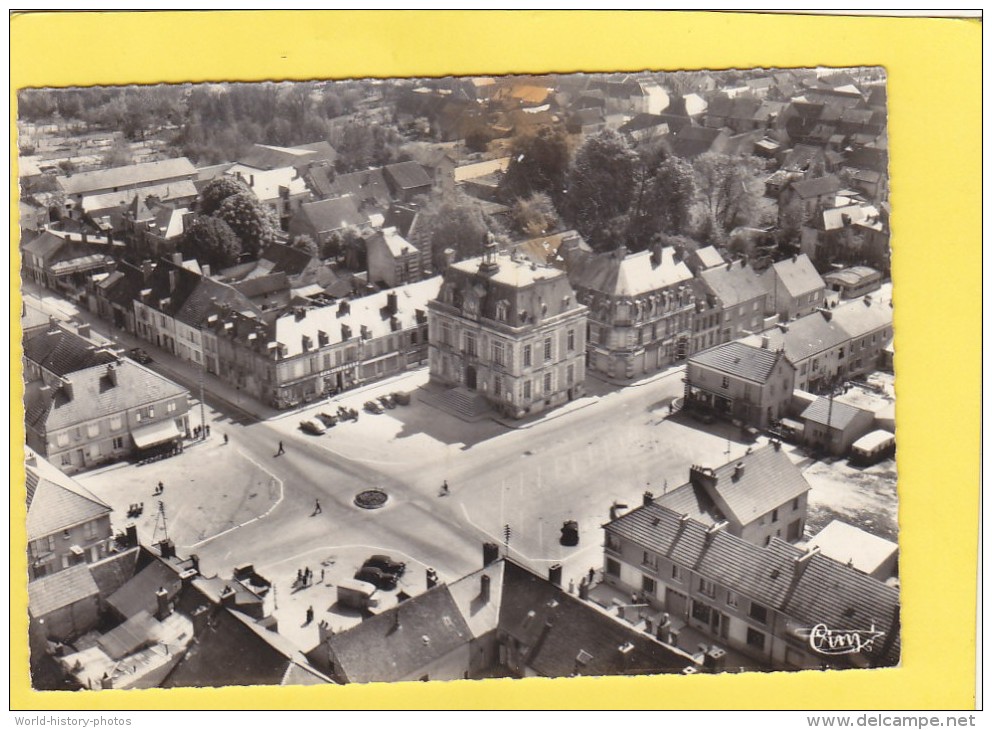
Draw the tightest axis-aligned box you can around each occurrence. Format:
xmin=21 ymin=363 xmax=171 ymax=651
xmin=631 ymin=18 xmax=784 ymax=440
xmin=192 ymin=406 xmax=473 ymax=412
xmin=199 ymin=323 xmax=207 ymax=441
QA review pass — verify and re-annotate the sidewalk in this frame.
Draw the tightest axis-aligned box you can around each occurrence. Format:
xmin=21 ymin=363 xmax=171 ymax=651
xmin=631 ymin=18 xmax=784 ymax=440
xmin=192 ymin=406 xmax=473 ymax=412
xmin=585 ymin=362 xmax=687 ymax=389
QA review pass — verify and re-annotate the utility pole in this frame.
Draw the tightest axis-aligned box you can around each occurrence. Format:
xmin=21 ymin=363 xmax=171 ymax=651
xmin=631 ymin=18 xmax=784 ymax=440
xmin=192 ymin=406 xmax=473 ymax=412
xmin=199 ymin=323 xmax=207 ymax=441
xmin=503 ymin=523 xmax=511 ymax=556
xmin=153 ymin=500 xmax=169 ymax=543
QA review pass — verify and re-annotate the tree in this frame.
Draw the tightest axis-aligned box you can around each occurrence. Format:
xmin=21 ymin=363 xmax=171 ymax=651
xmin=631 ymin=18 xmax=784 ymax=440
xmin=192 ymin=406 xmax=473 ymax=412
xmin=199 ymin=176 xmax=251 ymax=216
xmin=100 ymin=137 xmax=134 ymax=168
xmin=498 ymin=126 xmax=571 ymax=204
xmin=692 ymin=153 xmax=764 ymax=240
xmin=559 ymin=130 xmax=639 ymax=251
xmin=419 ymin=198 xmax=490 ymax=270
xmin=291 ymin=234 xmax=319 ymax=258
xmin=626 ymin=156 xmax=696 ymax=247
xmin=511 ymin=192 xmax=560 ymax=237
xmin=181 ymin=215 xmax=242 ymax=270
xmin=215 ymin=192 xmax=278 ymax=256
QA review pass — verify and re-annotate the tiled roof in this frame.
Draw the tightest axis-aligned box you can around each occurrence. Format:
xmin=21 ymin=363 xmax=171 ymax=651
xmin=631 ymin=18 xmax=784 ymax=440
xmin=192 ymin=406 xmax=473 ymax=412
xmin=689 ymin=341 xmax=788 ymax=384
xmin=26 ymin=466 xmax=111 ymax=540
xmin=672 ymin=126 xmax=725 ymax=158
xmin=175 ymin=277 xmax=261 ymax=328
xmin=830 ymin=289 xmax=893 ymax=339
xmin=304 ymin=166 xmax=335 ymax=199
xmin=21 ymin=230 xmax=67 ymax=261
xmin=768 ymin=254 xmax=825 ymax=297
xmin=257 ymin=242 xmax=319 ymax=278
xmin=700 ymin=261 xmax=768 ymax=307
xmin=567 ymin=248 xmax=693 ymax=298
xmin=57 ymin=158 xmax=195 ymax=196
xmin=691 ymin=246 xmax=724 ymax=270
xmin=368 ymin=227 xmax=419 ymax=258
xmin=327 ymin=584 xmax=472 ymax=684
xmin=106 ymin=559 xmax=183 ymax=620
xmin=326 ymin=169 xmax=392 ymax=209
xmin=801 ymin=397 xmax=872 ymax=429
xmin=80 ymin=180 xmax=198 ymax=214
xmin=25 ymin=360 xmax=188 ymax=433
xmin=29 ymin=563 xmax=100 ymax=617
xmin=655 ymin=482 xmax=722 ymax=525
xmin=237 ymin=144 xmax=319 ymax=171
xmin=23 ymin=324 xmax=119 ymax=377
xmin=297 ymin=196 xmax=366 ymax=234
xmin=782 ymin=144 xmax=825 ymax=172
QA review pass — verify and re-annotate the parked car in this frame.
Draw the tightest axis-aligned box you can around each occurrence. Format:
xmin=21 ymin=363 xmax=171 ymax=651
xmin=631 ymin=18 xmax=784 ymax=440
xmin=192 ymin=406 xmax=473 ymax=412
xmin=354 ymin=566 xmax=397 ymax=590
xmin=337 ymin=406 xmax=359 ymax=421
xmin=364 ymin=400 xmax=385 ymax=414
xmin=363 ymin=554 xmax=406 ymax=577
xmin=128 ymin=347 xmax=153 ymax=364
xmin=393 ymin=391 xmax=411 ymax=406
xmin=299 ymin=419 xmax=326 ymax=435
xmin=315 ymin=411 xmax=338 ymax=428
xmin=378 ymin=394 xmax=396 ymax=409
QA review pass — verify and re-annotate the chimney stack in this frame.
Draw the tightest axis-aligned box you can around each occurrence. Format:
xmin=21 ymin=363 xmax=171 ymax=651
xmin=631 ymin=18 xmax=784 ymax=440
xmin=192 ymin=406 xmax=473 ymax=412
xmin=482 ymin=542 xmax=500 ymax=567
xmin=548 ymin=563 xmax=563 ymax=587
xmin=643 ymin=491 xmax=654 ymax=506
xmin=201 ymin=264 xmax=211 ymax=278
xmin=158 ymin=538 xmax=176 ymax=560
xmin=426 ymin=567 xmax=438 ymax=589
xmin=689 ymin=464 xmax=718 ymax=490
xmin=156 ymin=587 xmax=172 ymax=620
xmin=172 ymin=252 xmax=183 ymax=265
xmin=106 ymin=363 xmax=118 ymax=386
xmin=387 ymin=292 xmax=398 ymax=315
xmin=761 ymin=334 xmax=770 ymax=349
xmin=60 ymin=378 xmax=74 ymax=402
xmin=480 ymin=574 xmax=491 ymax=603
xmin=733 ymin=461 xmax=745 ymax=481
xmin=77 ymin=322 xmax=91 ymax=339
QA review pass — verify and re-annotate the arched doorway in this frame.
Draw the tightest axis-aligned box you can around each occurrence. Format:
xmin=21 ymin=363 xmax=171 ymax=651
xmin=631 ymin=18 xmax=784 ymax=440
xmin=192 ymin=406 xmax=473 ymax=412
xmin=465 ymin=365 xmax=477 ymax=390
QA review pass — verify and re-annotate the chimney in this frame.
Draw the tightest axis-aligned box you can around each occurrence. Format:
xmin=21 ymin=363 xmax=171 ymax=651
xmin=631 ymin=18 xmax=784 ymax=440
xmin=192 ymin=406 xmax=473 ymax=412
xmin=705 ymin=522 xmax=728 ymax=542
xmin=158 ymin=538 xmax=176 ymax=560
xmin=792 ymin=253 xmax=798 ymax=263
xmin=317 ymin=330 xmax=329 ymax=347
xmin=771 ymin=438 xmax=782 ymax=451
xmin=863 ymin=294 xmax=873 ymax=306
xmin=190 ymin=554 xmax=200 ymax=574
xmin=482 ymin=542 xmax=500 ymax=567
xmin=172 ymin=252 xmax=183 ymax=265
xmin=341 ymin=324 xmax=352 ymax=340
xmin=61 ymin=378 xmax=74 ymax=402
xmin=141 ymin=260 xmax=154 ymax=280
xmin=480 ymin=574 xmax=491 ymax=603
xmin=426 ymin=567 xmax=438 ymax=589
xmin=337 ymin=300 xmax=350 ymax=317
xmin=818 ymin=307 xmax=833 ymax=321
xmin=548 ymin=563 xmax=563 ymax=587
xmin=48 ymin=315 xmax=59 ymax=332
xmin=795 ymin=545 xmax=820 ymax=575
xmin=733 ymin=461 xmax=745 ymax=481
xmin=643 ymin=491 xmax=654 ymax=506
xmin=155 ymin=587 xmax=172 ymax=620
xmin=689 ymin=464 xmax=718 ymax=490
xmin=201 ymin=264 xmax=211 ymax=278
xmin=81 ymin=231 xmax=88 ymax=243
xmin=294 ymin=307 xmax=306 ymax=322
xmin=442 ymin=247 xmax=457 ymax=271
xmin=168 ymin=270 xmax=177 ymax=293
xmin=106 ymin=363 xmax=118 ymax=386
xmin=124 ymin=524 xmax=138 ymax=548
xmin=249 ymin=174 xmax=255 ymax=188
xmin=302 ymin=335 xmax=312 ymax=352
xmin=649 ymin=245 xmax=662 ymax=267
xmin=77 ymin=322 xmax=91 ymax=339
xmin=761 ymin=334 xmax=770 ymax=349
xmin=387 ymin=292 xmax=398 ymax=315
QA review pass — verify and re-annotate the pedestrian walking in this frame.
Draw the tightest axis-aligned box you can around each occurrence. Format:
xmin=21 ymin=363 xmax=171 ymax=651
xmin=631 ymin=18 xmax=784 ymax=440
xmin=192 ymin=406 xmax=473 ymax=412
xmin=312 ymin=499 xmax=322 ymax=515
xmin=205 ymin=425 xmax=211 ymax=437
xmin=306 ymin=605 xmax=314 ymax=624
xmin=223 ymin=433 xmax=229 ymax=445
xmin=588 ymin=567 xmax=595 ymax=584
xmin=441 ymin=480 xmax=449 ymax=496
xmin=158 ymin=481 xmax=164 ymax=495
xmin=296 ymin=569 xmax=303 ymax=586
xmin=276 ymin=440 xmax=285 ymax=456
xmin=305 ymin=567 xmax=311 ymax=586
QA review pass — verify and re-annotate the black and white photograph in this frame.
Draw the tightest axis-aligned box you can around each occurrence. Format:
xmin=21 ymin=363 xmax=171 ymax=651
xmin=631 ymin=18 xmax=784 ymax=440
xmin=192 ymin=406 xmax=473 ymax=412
xmin=18 ymin=66 xmax=899 ymax=691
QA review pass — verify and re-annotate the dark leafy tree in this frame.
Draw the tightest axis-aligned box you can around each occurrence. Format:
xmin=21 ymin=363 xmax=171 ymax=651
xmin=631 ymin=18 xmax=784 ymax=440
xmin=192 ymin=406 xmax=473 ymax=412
xmin=626 ymin=156 xmax=696 ymax=246
xmin=692 ymin=152 xmax=765 ymax=239
xmin=498 ymin=126 xmax=570 ymax=204
xmin=559 ymin=130 xmax=639 ymax=251
xmin=181 ymin=215 xmax=242 ymax=270
xmin=215 ymin=192 xmax=277 ymax=256
xmin=511 ymin=192 xmax=560 ymax=237
xmin=291 ymin=234 xmax=319 ymax=258
xmin=420 ymin=198 xmax=490 ymax=270
xmin=199 ymin=176 xmax=251 ymax=216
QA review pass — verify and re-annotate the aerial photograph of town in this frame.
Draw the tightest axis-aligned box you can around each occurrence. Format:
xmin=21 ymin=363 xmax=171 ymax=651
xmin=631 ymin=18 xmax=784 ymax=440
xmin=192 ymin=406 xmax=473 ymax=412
xmin=18 ymin=66 xmax=899 ymax=690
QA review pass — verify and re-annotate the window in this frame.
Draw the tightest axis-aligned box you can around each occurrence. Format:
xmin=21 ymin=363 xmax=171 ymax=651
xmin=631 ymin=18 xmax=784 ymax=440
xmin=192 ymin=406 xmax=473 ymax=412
xmin=492 ymin=340 xmax=505 ymax=366
xmin=523 ymin=345 xmax=532 ymax=367
xmin=792 ymin=497 xmax=801 ymax=511
xmin=726 ymin=591 xmax=739 ymax=608
xmin=567 ymin=329 xmax=576 ymax=351
xmin=566 ymin=365 xmax=574 ymax=386
xmin=56 ymin=432 xmax=69 ymax=447
xmin=544 ymin=337 xmax=552 ymax=361
xmin=721 ymin=375 xmax=730 ymax=389
xmin=60 ymin=453 xmax=72 ymax=466
xmin=441 ymin=322 xmax=452 ymax=346
xmin=749 ymin=602 xmax=768 ymax=625
xmin=698 ymin=578 xmax=716 ymax=598
xmin=523 ymin=381 xmax=532 ymax=399
xmin=110 ymin=416 xmax=122 ymax=431
xmin=543 ymin=372 xmax=552 ymax=394
xmin=787 ymin=519 xmax=802 ymax=541
xmin=495 ymin=301 xmax=508 ymax=322
xmin=113 ymin=437 xmax=125 ymax=450
xmin=771 ymin=508 xmax=779 ymax=523
xmin=642 ymin=575 xmax=657 ymax=597
xmin=47 ymin=536 xmax=56 ymax=552
xmin=587 ymin=324 xmax=598 ymax=344
xmin=838 ymin=347 xmax=845 ymax=358
xmin=86 ymin=423 xmax=100 ymax=438
xmin=167 ymin=402 xmax=177 ymax=413
xmin=464 ymin=333 xmax=477 ymax=357
xmin=606 ymin=533 xmax=621 ymax=552
xmin=63 ymin=529 xmax=71 ymax=541
xmin=642 ymin=551 xmax=657 ymax=569
xmin=494 ymin=376 xmax=502 ymax=397
xmin=148 ymin=406 xmax=155 ymax=418
xmin=692 ymin=600 xmax=712 ymax=624
xmin=606 ymin=558 xmax=621 ymax=578
xmin=746 ymin=627 xmax=766 ymax=650
xmin=671 ymin=565 xmax=683 ymax=582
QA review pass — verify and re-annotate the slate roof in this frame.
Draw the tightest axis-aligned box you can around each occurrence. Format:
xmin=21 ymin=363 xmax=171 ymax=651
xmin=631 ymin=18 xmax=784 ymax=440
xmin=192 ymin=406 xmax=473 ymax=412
xmin=691 ymin=246 xmax=725 ymax=270
xmin=672 ymin=126 xmax=725 ymax=158
xmin=693 ymin=444 xmax=811 ymax=524
xmin=304 ymin=166 xmax=336 ymax=199
xmin=81 ymin=180 xmax=198 ymax=214
xmin=23 ymin=324 xmax=119 ymax=377
xmin=790 ymin=175 xmax=842 ymax=200
xmin=97 ymin=610 xmax=159 ymax=660
xmin=782 ymin=144 xmax=825 ymax=172
xmin=768 ymin=254 xmax=825 ymax=297
xmin=297 ymin=196 xmax=366 ymax=234
xmin=567 ymin=248 xmax=693 ymax=298
xmin=26 ymin=465 xmax=111 ymax=540
xmin=327 ymin=169 xmax=392 ymax=209
xmin=22 ymin=230 xmax=70 ymax=262
xmin=237 ymin=144 xmax=326 ymax=171
xmin=257 ymin=242 xmax=319 ymax=278
xmin=29 ymin=563 xmax=100 ymax=617
xmin=383 ymin=161 xmax=432 ymax=192
xmin=327 ymin=584 xmax=473 ymax=684
xmin=801 ymin=398 xmax=872 ymax=430
xmin=57 ymin=158 xmax=195 ymax=196
xmin=605 ymin=504 xmax=900 ymax=665
xmin=368 ymin=227 xmax=418 ymax=258
xmin=830 ymin=292 xmax=893 ymax=339
xmin=654 ymin=482 xmax=723 ymax=525
xmin=106 ymin=559 xmax=183 ymax=620
xmin=807 ymin=520 xmax=898 ymax=576
xmin=689 ymin=341 xmax=789 ymax=384
xmin=741 ymin=312 xmax=849 ymax=364
xmin=700 ymin=261 xmax=768 ymax=308
xmin=25 ymin=360 xmax=188 ymax=433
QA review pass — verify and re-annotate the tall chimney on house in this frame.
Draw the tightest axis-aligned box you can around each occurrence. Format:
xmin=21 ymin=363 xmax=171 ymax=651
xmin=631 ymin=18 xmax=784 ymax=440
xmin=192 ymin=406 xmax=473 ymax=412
xmin=156 ymin=587 xmax=172 ymax=620
xmin=483 ymin=542 xmax=500 ymax=567
xmin=106 ymin=363 xmax=118 ymax=386
xmin=643 ymin=491 xmax=654 ymax=506
xmin=733 ymin=461 xmax=745 ymax=481
xmin=387 ymin=292 xmax=398 ymax=315
xmin=548 ymin=563 xmax=563 ymax=587
xmin=480 ymin=574 xmax=491 ymax=603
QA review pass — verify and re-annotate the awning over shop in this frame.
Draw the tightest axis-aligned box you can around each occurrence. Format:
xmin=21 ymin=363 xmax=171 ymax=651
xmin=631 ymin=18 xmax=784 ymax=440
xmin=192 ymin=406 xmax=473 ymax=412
xmin=131 ymin=420 xmax=181 ymax=449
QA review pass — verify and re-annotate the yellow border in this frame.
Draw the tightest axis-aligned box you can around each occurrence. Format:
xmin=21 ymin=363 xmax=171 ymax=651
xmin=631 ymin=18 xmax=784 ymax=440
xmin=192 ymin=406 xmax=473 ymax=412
xmin=10 ymin=10 xmax=981 ymax=710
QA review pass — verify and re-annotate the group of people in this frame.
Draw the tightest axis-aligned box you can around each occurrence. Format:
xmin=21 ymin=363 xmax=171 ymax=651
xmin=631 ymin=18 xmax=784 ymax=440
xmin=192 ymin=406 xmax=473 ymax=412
xmin=296 ymin=566 xmax=324 ymax=589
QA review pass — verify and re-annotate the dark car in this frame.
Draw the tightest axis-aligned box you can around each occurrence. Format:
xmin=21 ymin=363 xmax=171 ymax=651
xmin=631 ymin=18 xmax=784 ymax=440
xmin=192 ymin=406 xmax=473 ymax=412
xmin=354 ymin=566 xmax=397 ymax=590
xmin=315 ymin=411 xmax=338 ymax=428
xmin=364 ymin=400 xmax=385 ymax=414
xmin=128 ymin=347 xmax=153 ymax=364
xmin=363 ymin=554 xmax=406 ymax=577
xmin=299 ymin=419 xmax=326 ymax=435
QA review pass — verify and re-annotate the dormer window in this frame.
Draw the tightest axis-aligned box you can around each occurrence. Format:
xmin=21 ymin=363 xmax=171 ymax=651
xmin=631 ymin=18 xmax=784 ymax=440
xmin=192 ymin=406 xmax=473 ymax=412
xmin=495 ymin=300 xmax=509 ymax=322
